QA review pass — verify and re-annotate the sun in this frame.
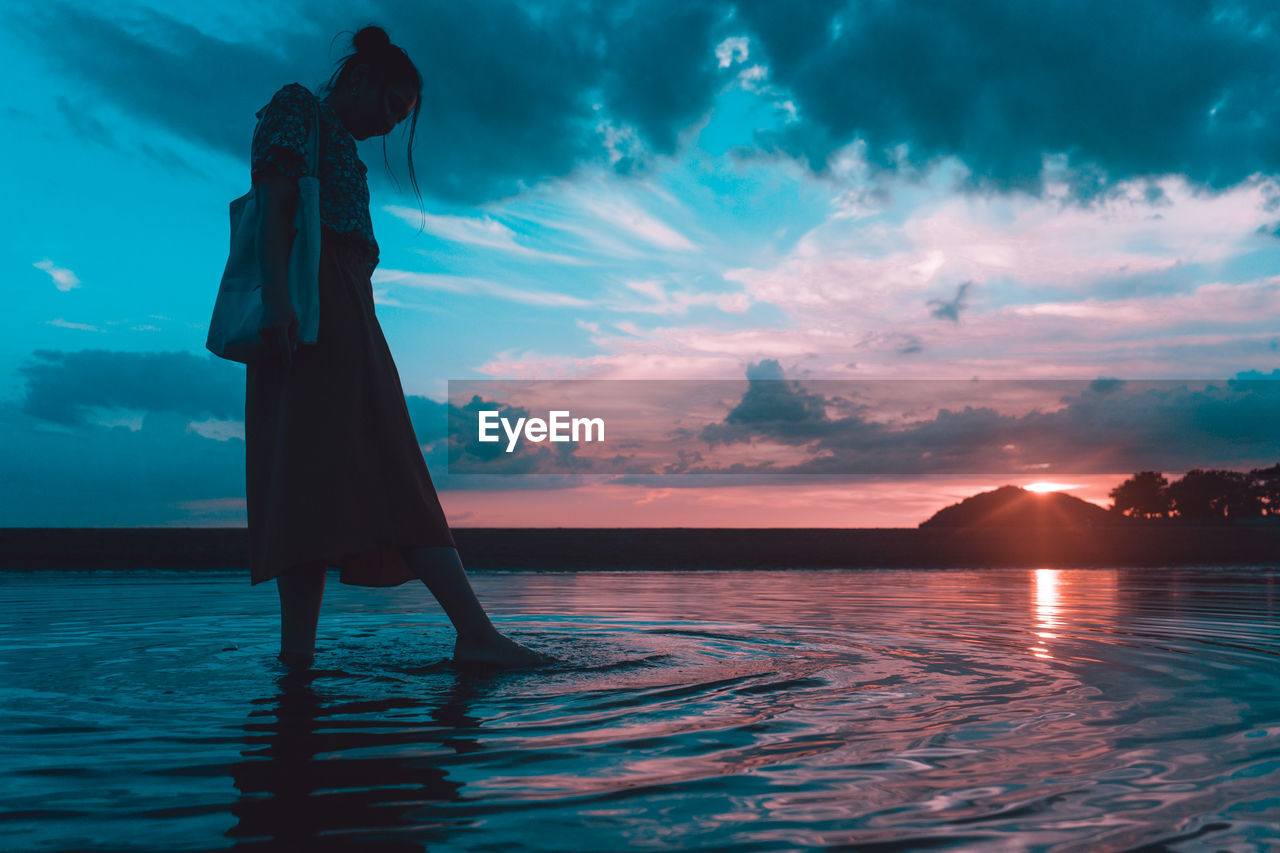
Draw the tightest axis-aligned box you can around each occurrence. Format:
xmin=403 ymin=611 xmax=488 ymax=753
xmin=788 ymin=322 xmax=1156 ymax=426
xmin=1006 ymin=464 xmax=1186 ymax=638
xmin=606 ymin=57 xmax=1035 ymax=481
xmin=1025 ymin=481 xmax=1071 ymax=493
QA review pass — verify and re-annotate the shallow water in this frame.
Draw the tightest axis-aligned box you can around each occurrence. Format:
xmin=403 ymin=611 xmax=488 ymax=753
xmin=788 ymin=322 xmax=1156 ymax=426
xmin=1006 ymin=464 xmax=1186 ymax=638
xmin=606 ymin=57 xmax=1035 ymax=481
xmin=2 ymin=567 xmax=1279 ymax=851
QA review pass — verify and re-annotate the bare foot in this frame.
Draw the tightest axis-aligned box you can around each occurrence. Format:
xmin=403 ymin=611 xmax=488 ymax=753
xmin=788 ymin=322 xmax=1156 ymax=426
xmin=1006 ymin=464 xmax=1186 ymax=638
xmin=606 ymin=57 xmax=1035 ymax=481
xmin=453 ymin=631 xmax=555 ymax=669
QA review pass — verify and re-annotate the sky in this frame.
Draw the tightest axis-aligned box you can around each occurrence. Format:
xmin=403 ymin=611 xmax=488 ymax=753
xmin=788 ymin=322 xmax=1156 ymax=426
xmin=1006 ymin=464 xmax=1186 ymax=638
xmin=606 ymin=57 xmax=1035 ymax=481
xmin=4 ymin=0 xmax=1280 ymax=528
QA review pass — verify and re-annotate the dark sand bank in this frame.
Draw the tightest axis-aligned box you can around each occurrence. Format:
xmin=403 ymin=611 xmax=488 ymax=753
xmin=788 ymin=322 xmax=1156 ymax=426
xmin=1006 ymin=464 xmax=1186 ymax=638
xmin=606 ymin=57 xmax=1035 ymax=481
xmin=1 ymin=525 xmax=1278 ymax=571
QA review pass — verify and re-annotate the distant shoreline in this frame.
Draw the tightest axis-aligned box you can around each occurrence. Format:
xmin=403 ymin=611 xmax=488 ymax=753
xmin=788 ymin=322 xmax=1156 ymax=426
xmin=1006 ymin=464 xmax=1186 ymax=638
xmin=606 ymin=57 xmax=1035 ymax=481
xmin=1 ymin=526 xmax=1277 ymax=571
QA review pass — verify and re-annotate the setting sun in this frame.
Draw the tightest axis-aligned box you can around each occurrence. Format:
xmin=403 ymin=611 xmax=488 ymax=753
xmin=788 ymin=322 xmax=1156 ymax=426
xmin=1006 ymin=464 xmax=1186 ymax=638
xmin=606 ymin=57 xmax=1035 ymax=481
xmin=1025 ymin=482 xmax=1073 ymax=493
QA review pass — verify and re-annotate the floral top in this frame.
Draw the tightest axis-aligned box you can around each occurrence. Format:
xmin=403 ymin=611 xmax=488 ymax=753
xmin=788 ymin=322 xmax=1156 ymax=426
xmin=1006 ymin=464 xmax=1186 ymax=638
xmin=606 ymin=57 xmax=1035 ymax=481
xmin=250 ymin=83 xmax=379 ymax=276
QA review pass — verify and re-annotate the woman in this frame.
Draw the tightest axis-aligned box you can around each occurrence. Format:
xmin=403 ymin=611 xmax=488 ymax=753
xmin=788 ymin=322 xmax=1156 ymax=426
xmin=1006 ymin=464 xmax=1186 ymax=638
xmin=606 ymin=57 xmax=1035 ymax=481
xmin=246 ymin=25 xmax=548 ymax=669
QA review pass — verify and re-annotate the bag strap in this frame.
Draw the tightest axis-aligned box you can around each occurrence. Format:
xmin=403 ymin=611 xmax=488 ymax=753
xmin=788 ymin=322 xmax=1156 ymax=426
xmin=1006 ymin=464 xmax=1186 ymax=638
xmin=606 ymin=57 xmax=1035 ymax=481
xmin=305 ymin=95 xmax=320 ymax=179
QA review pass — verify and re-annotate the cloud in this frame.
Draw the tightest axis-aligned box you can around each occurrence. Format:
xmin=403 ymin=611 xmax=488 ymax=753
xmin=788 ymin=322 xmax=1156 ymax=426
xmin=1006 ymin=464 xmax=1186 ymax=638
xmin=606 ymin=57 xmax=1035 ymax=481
xmin=611 ymin=279 xmax=752 ymax=315
xmin=735 ymin=0 xmax=1280 ymax=196
xmin=370 ymin=289 xmax=441 ymax=310
xmin=0 ymin=348 xmax=608 ymax=525
xmin=46 ymin=319 xmax=101 ymax=332
xmin=573 ymin=192 xmax=699 ymax=251
xmin=19 ymin=349 xmax=243 ymax=426
xmin=0 ymin=402 xmax=246 ymax=526
xmin=34 ymin=259 xmax=80 ymax=291
xmin=374 ymin=269 xmax=592 ymax=307
xmin=476 ymin=263 xmax=1280 ymax=380
xmin=736 ymin=64 xmax=769 ymax=92
xmin=497 ymin=179 xmax=705 ymax=260
xmin=385 ymin=207 xmax=584 ymax=264
xmin=700 ymin=358 xmax=834 ymax=445
xmin=29 ymin=1 xmax=1280 ymax=203
xmin=54 ymin=96 xmax=118 ymax=150
xmin=1089 ymin=377 xmax=1125 ymax=395
xmin=729 ymin=174 xmax=1277 ymax=317
xmin=691 ymin=370 xmax=1280 ymax=476
xmin=25 ymin=3 xmax=296 ymax=165
xmin=715 ymin=36 xmax=749 ymax=68
xmin=186 ymin=418 xmax=245 ymax=442
xmin=928 ymin=281 xmax=972 ymax=323
xmin=24 ymin=0 xmax=727 ymax=204
xmin=894 ymin=333 xmax=923 ymax=355
xmin=596 ymin=1 xmax=724 ymax=157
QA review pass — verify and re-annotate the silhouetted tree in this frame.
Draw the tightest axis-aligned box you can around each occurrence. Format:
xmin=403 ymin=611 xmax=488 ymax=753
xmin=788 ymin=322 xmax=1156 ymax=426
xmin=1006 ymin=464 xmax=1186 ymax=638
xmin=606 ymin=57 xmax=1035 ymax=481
xmin=1109 ymin=471 xmax=1170 ymax=518
xmin=1168 ymin=469 xmax=1261 ymax=519
xmin=1228 ymin=470 xmax=1265 ymax=517
xmin=1168 ymin=469 xmax=1225 ymax=519
xmin=1250 ymin=464 xmax=1280 ymax=516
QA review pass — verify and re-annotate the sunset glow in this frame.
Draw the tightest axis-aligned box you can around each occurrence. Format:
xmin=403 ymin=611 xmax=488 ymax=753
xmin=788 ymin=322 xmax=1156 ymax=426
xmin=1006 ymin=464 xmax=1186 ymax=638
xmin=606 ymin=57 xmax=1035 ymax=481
xmin=1025 ymin=482 xmax=1074 ymax=493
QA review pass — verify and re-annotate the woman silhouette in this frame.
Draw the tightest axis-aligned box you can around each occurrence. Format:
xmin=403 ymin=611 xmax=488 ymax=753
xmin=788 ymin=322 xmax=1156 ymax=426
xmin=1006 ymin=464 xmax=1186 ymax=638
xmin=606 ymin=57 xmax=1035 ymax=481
xmin=246 ymin=25 xmax=548 ymax=669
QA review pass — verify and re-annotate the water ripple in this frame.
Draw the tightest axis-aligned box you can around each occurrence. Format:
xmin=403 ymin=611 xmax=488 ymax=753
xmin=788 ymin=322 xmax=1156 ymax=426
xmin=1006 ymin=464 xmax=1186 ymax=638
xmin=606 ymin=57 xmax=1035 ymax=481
xmin=2 ymin=567 xmax=1279 ymax=850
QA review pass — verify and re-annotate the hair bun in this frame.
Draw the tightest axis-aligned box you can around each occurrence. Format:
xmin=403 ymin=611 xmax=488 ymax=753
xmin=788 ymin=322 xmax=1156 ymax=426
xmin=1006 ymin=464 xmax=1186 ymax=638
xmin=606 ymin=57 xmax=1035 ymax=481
xmin=353 ymin=26 xmax=391 ymax=54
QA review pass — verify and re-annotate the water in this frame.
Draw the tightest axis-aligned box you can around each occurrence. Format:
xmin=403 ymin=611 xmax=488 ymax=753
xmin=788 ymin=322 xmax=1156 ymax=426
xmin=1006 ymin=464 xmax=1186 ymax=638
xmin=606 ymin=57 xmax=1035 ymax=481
xmin=2 ymin=567 xmax=1279 ymax=851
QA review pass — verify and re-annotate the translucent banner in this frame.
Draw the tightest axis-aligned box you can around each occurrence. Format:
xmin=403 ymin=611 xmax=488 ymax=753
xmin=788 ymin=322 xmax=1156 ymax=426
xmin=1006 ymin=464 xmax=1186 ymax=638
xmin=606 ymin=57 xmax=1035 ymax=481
xmin=445 ymin=378 xmax=1280 ymax=477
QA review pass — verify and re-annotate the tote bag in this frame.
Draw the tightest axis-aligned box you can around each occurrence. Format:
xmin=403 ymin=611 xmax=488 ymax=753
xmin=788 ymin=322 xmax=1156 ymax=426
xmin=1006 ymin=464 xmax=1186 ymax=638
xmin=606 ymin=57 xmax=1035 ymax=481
xmin=206 ymin=96 xmax=321 ymax=364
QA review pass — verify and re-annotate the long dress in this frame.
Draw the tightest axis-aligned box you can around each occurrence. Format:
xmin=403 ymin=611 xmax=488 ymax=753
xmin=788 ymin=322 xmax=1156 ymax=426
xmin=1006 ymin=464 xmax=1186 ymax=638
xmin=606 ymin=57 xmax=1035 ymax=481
xmin=243 ymin=83 xmax=456 ymax=587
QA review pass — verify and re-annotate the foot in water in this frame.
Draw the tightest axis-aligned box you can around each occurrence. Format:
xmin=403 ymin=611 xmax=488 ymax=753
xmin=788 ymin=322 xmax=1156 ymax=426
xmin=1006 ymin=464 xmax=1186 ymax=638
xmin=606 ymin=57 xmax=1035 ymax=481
xmin=277 ymin=650 xmax=315 ymax=670
xmin=453 ymin=630 xmax=555 ymax=668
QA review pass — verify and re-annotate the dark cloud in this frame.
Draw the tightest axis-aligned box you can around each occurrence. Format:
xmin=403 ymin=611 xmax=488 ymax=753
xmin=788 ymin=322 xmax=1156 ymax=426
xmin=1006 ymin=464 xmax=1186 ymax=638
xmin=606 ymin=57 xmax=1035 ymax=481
xmin=744 ymin=359 xmax=784 ymax=381
xmin=136 ymin=142 xmax=204 ymax=178
xmin=3 ymin=350 xmax=592 ymax=526
xmin=660 ymin=448 xmax=706 ymax=474
xmin=895 ymin=334 xmax=923 ymax=355
xmin=377 ymin=0 xmax=605 ymax=201
xmin=0 ymin=402 xmax=244 ymax=526
xmin=927 ymin=281 xmax=971 ymax=323
xmin=27 ymin=0 xmax=727 ymax=204
xmin=700 ymin=358 xmax=835 ymax=445
xmin=404 ymin=393 xmax=448 ymax=448
xmin=1088 ymin=377 xmax=1125 ymax=395
xmin=51 ymin=92 xmax=206 ymax=176
xmin=1143 ymin=185 xmax=1171 ymax=206
xmin=55 ymin=96 xmax=119 ymax=150
xmin=11 ymin=349 xmax=593 ymax=500
xmin=19 ymin=350 xmax=243 ymax=426
xmin=35 ymin=1 xmax=1275 ymax=202
xmin=692 ymin=374 xmax=1280 ymax=476
xmin=738 ymin=0 xmax=1280 ymax=196
xmin=28 ymin=4 xmax=291 ymax=164
xmin=596 ymin=0 xmax=724 ymax=155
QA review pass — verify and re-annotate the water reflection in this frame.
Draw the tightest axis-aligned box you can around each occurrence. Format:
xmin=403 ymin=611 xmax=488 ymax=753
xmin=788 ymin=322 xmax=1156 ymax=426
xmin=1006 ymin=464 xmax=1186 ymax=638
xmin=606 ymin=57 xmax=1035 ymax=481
xmin=1030 ymin=568 xmax=1059 ymax=658
xmin=227 ymin=671 xmax=484 ymax=850
xmin=3 ymin=568 xmax=1279 ymax=851
xmin=1026 ymin=568 xmax=1125 ymax=661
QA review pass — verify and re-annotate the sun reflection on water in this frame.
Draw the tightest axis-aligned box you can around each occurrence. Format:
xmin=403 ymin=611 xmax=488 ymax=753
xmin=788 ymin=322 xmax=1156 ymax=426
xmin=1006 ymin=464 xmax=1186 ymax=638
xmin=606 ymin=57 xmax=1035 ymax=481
xmin=1031 ymin=568 xmax=1060 ymax=658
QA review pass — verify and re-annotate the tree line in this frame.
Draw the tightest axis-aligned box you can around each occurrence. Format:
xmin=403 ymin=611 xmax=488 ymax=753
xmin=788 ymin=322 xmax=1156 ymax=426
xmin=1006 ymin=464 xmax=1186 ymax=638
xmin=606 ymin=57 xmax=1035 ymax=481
xmin=1109 ymin=465 xmax=1280 ymax=519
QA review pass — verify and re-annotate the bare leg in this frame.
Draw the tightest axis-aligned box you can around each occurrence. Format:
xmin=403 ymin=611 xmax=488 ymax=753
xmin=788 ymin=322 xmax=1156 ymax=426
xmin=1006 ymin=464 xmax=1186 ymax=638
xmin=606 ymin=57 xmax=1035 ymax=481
xmin=276 ymin=561 xmax=326 ymax=668
xmin=403 ymin=546 xmax=552 ymax=667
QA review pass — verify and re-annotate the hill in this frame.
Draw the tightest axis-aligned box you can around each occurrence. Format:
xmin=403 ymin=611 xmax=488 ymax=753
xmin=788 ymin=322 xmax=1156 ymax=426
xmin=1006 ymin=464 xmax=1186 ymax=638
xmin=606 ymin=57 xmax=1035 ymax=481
xmin=920 ymin=485 xmax=1120 ymax=529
